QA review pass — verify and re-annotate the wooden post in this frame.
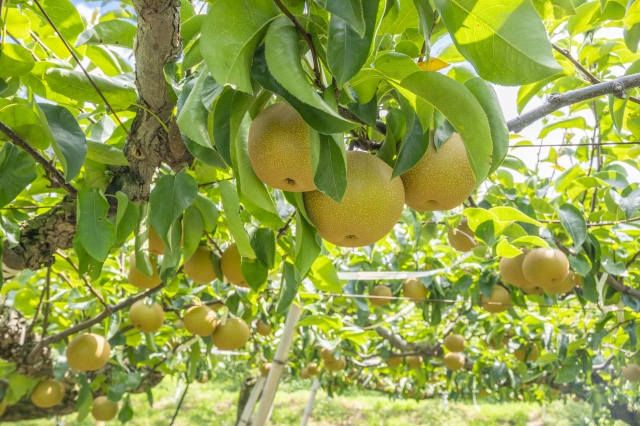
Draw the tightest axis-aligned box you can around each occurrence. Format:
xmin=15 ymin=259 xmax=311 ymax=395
xmin=299 ymin=378 xmax=321 ymax=426
xmin=253 ymin=303 xmax=302 ymax=426
xmin=237 ymin=376 xmax=266 ymax=426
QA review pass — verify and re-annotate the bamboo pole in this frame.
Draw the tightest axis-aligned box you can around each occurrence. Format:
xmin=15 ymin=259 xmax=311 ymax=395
xmin=253 ymin=303 xmax=303 ymax=426
xmin=237 ymin=376 xmax=266 ymax=426
xmin=299 ymin=378 xmax=321 ymax=426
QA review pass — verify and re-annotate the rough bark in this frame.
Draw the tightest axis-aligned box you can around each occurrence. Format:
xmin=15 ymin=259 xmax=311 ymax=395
xmin=237 ymin=376 xmax=257 ymax=424
xmin=608 ymin=401 xmax=640 ymax=425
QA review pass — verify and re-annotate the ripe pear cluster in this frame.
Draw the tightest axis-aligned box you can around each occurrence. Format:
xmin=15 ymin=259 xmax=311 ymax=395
xmin=320 ymin=348 xmax=347 ymax=372
xmin=301 ymin=362 xmax=320 ymax=379
xmin=443 ymin=333 xmax=466 ymax=372
xmin=499 ymin=248 xmax=577 ymax=295
xmin=179 ymin=304 xmax=251 ymax=351
xmin=247 ymin=102 xmax=481 ymax=249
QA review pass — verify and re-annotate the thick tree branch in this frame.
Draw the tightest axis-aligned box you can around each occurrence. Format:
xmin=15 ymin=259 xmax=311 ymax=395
xmin=27 ymin=283 xmax=165 ymax=363
xmin=375 ymin=327 xmax=443 ymax=358
xmin=507 ymin=73 xmax=640 ymax=133
xmin=0 ymin=121 xmax=77 ymax=195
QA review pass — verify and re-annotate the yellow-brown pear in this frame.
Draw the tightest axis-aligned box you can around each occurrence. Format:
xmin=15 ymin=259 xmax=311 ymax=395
xmin=303 ymin=151 xmax=405 ymax=247
xmin=406 ymin=355 xmax=423 ymax=369
xmin=148 ymin=226 xmax=165 ymax=255
xmin=260 ymin=362 xmax=272 ymax=377
xmin=546 ymin=270 xmax=579 ymax=295
xmin=256 ymin=319 xmax=272 ymax=336
xmin=183 ymin=305 xmax=217 ymax=336
xmin=443 ymin=334 xmax=466 ymax=353
xmin=212 ymin=318 xmax=250 ymax=350
xmin=522 ymin=248 xmax=570 ymax=289
xmin=400 ymin=132 xmax=475 ymax=211
xmin=443 ymin=352 xmax=465 ymax=371
xmin=499 ymin=249 xmax=534 ymax=288
xmin=325 ymin=357 xmax=346 ymax=371
xmin=300 ymin=367 xmax=311 ymax=379
xmin=320 ymin=348 xmax=336 ymax=362
xmin=66 ymin=333 xmax=111 ymax=372
xmin=184 ymin=245 xmax=217 ymax=284
xmin=92 ymin=396 xmax=118 ymax=421
xmin=622 ymin=364 xmax=640 ymax=382
xmin=387 ymin=356 xmax=402 ymax=368
xmin=481 ymin=286 xmax=511 ymax=313
xmin=369 ymin=285 xmax=392 ymax=306
xmin=127 ymin=253 xmax=162 ymax=290
xmin=447 ymin=218 xmax=476 ymax=251
xmin=248 ymin=102 xmax=316 ymax=192
xmin=220 ymin=243 xmax=249 ymax=287
xmin=402 ymin=278 xmax=428 ymax=300
xmin=129 ymin=300 xmax=165 ymax=333
xmin=31 ymin=380 xmax=65 ymax=408
xmin=514 ymin=344 xmax=540 ymax=362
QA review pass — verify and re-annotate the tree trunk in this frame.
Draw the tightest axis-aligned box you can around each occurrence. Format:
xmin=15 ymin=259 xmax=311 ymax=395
xmin=237 ymin=376 xmax=257 ymax=424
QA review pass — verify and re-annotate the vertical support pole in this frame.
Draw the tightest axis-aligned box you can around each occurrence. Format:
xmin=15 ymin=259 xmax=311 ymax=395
xmin=253 ymin=303 xmax=302 ymax=426
xmin=299 ymin=378 xmax=321 ymax=426
xmin=237 ymin=376 xmax=266 ymax=426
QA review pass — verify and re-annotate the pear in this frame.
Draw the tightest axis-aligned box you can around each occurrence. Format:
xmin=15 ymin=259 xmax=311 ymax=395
xmin=522 ymin=248 xmax=569 ymax=288
xmin=248 ymin=102 xmax=316 ymax=192
xmin=369 ymin=285 xmax=392 ymax=306
xmin=66 ymin=333 xmax=111 ymax=372
xmin=148 ymin=226 xmax=165 ymax=255
xmin=402 ymin=278 xmax=428 ymax=301
xmin=447 ymin=218 xmax=476 ymax=251
xmin=220 ymin=243 xmax=249 ymax=288
xmin=300 ymin=367 xmax=311 ymax=379
xmin=184 ymin=245 xmax=217 ymax=284
xmin=325 ymin=357 xmax=346 ymax=371
xmin=514 ymin=344 xmax=540 ymax=362
xmin=183 ymin=305 xmax=217 ymax=336
xmin=256 ymin=319 xmax=272 ymax=336
xmin=481 ymin=286 xmax=511 ymax=313
xmin=622 ymin=364 xmax=640 ymax=382
xmin=303 ymin=151 xmax=405 ymax=247
xmin=92 ymin=396 xmax=118 ymax=421
xmin=387 ymin=356 xmax=403 ymax=368
xmin=320 ymin=348 xmax=336 ymax=362
xmin=307 ymin=363 xmax=320 ymax=376
xmin=129 ymin=300 xmax=165 ymax=333
xmin=400 ymin=132 xmax=475 ymax=211
xmin=443 ymin=334 xmax=465 ymax=353
xmin=127 ymin=253 xmax=162 ymax=290
xmin=499 ymin=249 xmax=535 ymax=288
xmin=406 ymin=355 xmax=423 ymax=369
xmin=212 ymin=318 xmax=250 ymax=350
xmin=260 ymin=362 xmax=272 ymax=377
xmin=546 ymin=270 xmax=579 ymax=295
xmin=31 ymin=380 xmax=65 ymax=408
xmin=443 ymin=352 xmax=465 ymax=371
xmin=522 ymin=286 xmax=544 ymax=295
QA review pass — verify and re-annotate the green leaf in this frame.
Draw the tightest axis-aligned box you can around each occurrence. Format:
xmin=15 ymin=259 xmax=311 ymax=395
xmin=295 ymin=211 xmax=321 ymax=278
xmin=0 ymin=143 xmax=37 ymax=209
xmin=568 ymin=0 xmax=625 ymax=35
xmin=317 ymin=0 xmax=366 ymax=36
xmin=218 ymin=180 xmax=255 ymax=259
xmin=464 ymin=78 xmax=508 ymax=176
xmin=177 ymin=69 xmax=212 ymax=148
xmin=242 ymin=258 xmax=269 ymax=292
xmin=392 ymin=120 xmax=429 ymax=178
xmin=413 ymin=0 xmax=434 ymax=48
xmin=309 ymin=255 xmax=342 ymax=292
xmin=0 ymin=103 xmax=50 ymax=149
xmin=86 ymin=141 xmax=129 ymax=166
xmin=44 ymin=69 xmax=136 ymax=111
xmin=538 ymin=117 xmax=588 ymax=139
xmin=435 ymin=0 xmax=562 ymax=85
xmin=33 ymin=0 xmax=85 ymax=43
xmin=182 ymin=206 xmax=204 ymax=262
xmin=327 ymin=0 xmax=380 ymax=86
xmin=36 ymin=103 xmax=87 ymax=182
xmin=265 ymin=17 xmax=355 ymax=124
xmin=489 ymin=206 xmax=542 ymax=226
xmin=193 ymin=194 xmax=219 ymax=233
xmin=160 ymin=218 xmax=183 ymax=280
xmin=251 ymin=228 xmax=276 ymax=270
xmin=379 ymin=0 xmax=419 ymax=35
xmin=149 ymin=170 xmax=198 ymax=246
xmin=118 ymin=395 xmax=134 ymax=422
xmin=76 ymin=188 xmax=115 ymax=262
xmin=115 ymin=192 xmax=140 ymax=247
xmin=182 ymin=15 xmax=205 ymax=46
xmin=610 ymin=188 xmax=640 ymax=220
xmin=554 ymin=356 xmax=580 ymax=384
xmin=0 ymin=44 xmax=35 ymax=79
xmin=76 ymin=19 xmax=136 ymax=49
xmin=496 ymin=239 xmax=523 ymax=258
xmin=212 ymin=88 xmax=235 ymax=167
xmin=276 ymin=261 xmax=300 ymax=315
xmin=313 ymin=133 xmax=348 ymax=203
xmin=134 ymin=202 xmax=154 ymax=278
xmin=73 ymin=235 xmax=104 ymax=280
xmin=251 ymin=49 xmax=355 ymax=135
xmin=557 ymin=203 xmax=587 ymax=250
xmin=396 ymin=71 xmax=493 ymax=183
xmin=200 ymin=0 xmax=278 ymax=94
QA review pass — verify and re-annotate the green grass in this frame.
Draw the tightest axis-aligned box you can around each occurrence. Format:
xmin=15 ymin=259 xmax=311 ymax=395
xmin=17 ymin=378 xmax=613 ymax=426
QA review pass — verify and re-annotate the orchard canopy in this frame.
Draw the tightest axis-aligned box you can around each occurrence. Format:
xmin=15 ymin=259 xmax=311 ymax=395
xmin=2 ymin=0 xmax=640 ymax=423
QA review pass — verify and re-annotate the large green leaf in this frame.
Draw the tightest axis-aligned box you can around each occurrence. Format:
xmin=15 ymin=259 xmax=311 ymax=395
xmin=32 ymin=0 xmax=85 ymax=43
xmin=309 ymin=255 xmax=342 ymax=292
xmin=295 ymin=211 xmax=320 ymax=278
xmin=44 ymin=69 xmax=136 ymax=111
xmin=313 ymin=133 xmax=348 ymax=203
xmin=36 ymin=103 xmax=87 ymax=182
xmin=435 ymin=0 xmax=562 ymax=85
xmin=86 ymin=141 xmax=129 ymax=166
xmin=0 ymin=44 xmax=35 ymax=79
xmin=0 ymin=143 xmax=37 ymax=209
xmin=149 ymin=170 xmax=198 ymax=246
xmin=218 ymin=180 xmax=255 ymax=259
xmin=200 ymin=0 xmax=278 ymax=94
xmin=316 ymin=0 xmax=366 ymax=36
xmin=251 ymin=45 xmax=356 ymax=134
xmin=378 ymin=0 xmax=419 ymax=35
xmin=392 ymin=120 xmax=429 ymax=178
xmin=76 ymin=188 xmax=115 ymax=262
xmin=114 ymin=192 xmax=139 ymax=247
xmin=396 ymin=71 xmax=493 ymax=183
xmin=327 ymin=0 xmax=380 ymax=87
xmin=76 ymin=19 xmax=136 ymax=49
xmin=276 ymin=261 xmax=300 ymax=315
xmin=464 ymin=78 xmax=509 ymax=176
xmin=557 ymin=203 xmax=587 ymax=250
xmin=177 ymin=69 xmax=212 ymax=148
xmin=0 ymin=103 xmax=50 ymax=150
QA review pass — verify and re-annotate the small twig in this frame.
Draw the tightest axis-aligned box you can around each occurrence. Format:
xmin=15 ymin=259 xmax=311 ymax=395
xmin=538 ymin=217 xmax=640 ymax=227
xmin=626 ymin=251 xmax=640 ymax=268
xmin=170 ymin=382 xmax=190 ymax=426
xmin=164 ymin=299 xmax=223 ymax=313
xmin=277 ymin=215 xmax=294 ymax=238
xmin=56 ymin=251 xmax=110 ymax=311
xmin=0 ymin=120 xmax=77 ymax=195
xmin=339 ymin=106 xmax=387 ymax=135
xmin=466 ymin=196 xmax=477 ymax=208
xmin=26 ymin=267 xmax=50 ymax=339
xmin=42 ymin=270 xmax=51 ymax=339
xmin=273 ymin=0 xmax=323 ymax=89
xmin=198 ymin=178 xmax=232 ymax=187
xmin=204 ymin=231 xmax=223 ymax=256
xmin=30 ymin=0 xmax=132 ymax=140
